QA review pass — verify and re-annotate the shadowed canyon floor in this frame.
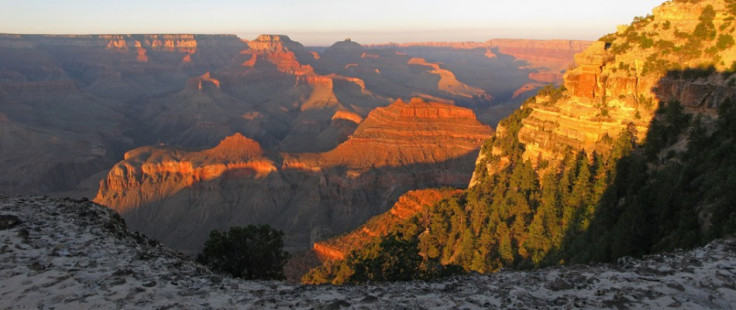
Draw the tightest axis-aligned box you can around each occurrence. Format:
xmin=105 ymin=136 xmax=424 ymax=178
xmin=1 ymin=196 xmax=735 ymax=309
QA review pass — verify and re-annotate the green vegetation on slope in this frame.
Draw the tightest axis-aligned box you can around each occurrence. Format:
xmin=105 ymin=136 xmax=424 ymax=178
xmin=562 ymin=98 xmax=736 ymax=263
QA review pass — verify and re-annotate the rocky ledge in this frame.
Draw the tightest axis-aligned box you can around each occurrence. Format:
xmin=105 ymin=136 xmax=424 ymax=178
xmin=1 ymin=196 xmax=735 ymax=309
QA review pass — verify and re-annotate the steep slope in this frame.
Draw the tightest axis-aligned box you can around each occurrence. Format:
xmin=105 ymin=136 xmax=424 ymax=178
xmin=3 ymin=196 xmax=735 ymax=309
xmin=94 ymin=99 xmax=492 ymax=253
xmin=461 ymin=0 xmax=736 ymax=269
xmin=494 ymin=0 xmax=736 ymax=172
xmin=465 ymin=0 xmax=736 ymax=269
xmin=308 ymin=0 xmax=736 ymax=279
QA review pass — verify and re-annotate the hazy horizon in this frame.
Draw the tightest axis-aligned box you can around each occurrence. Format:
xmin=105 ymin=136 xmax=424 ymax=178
xmin=1 ymin=0 xmax=665 ymax=46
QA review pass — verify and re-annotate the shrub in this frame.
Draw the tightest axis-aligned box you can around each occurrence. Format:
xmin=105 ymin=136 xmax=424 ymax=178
xmin=717 ymin=34 xmax=735 ymax=50
xmin=639 ymin=36 xmax=654 ymax=48
xmin=196 ymin=225 xmax=290 ymax=280
xmin=348 ymin=233 xmax=423 ymax=283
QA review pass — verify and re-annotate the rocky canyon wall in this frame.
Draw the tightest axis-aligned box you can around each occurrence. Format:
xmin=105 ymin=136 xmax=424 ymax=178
xmin=94 ymin=99 xmax=491 ymax=253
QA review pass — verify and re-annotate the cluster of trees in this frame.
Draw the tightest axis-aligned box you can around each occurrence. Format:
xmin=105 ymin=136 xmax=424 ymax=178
xmin=303 ymin=232 xmax=464 ymax=284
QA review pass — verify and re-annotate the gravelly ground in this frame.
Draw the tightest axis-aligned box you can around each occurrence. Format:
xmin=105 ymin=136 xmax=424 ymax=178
xmin=1 ymin=195 xmax=735 ymax=309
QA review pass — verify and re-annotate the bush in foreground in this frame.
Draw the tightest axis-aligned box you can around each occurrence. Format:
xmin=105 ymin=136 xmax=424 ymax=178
xmin=197 ymin=225 xmax=290 ymax=280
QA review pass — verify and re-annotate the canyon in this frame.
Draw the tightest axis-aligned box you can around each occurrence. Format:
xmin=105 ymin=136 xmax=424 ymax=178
xmin=1 ymin=0 xmax=736 ymax=306
xmin=0 ymin=33 xmax=584 ymax=256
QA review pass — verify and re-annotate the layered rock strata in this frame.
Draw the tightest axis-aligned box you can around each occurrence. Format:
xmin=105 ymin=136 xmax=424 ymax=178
xmin=95 ymin=99 xmax=492 ymax=253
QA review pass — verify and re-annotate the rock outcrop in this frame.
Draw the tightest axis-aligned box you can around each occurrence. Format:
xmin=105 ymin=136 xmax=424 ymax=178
xmin=308 ymin=98 xmax=492 ymax=173
xmin=2 ymin=195 xmax=735 ymax=309
xmin=94 ymin=134 xmax=276 ymax=213
xmin=242 ymin=35 xmax=316 ymax=75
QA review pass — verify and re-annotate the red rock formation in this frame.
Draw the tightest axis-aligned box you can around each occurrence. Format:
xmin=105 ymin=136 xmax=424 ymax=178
xmin=187 ymin=72 xmax=221 ymax=91
xmin=242 ymin=35 xmax=315 ymax=75
xmin=94 ymin=133 xmax=276 ymax=213
xmin=300 ymin=98 xmax=492 ymax=172
xmin=331 ymin=110 xmax=363 ymax=124
xmin=103 ymin=34 xmax=198 ymax=54
xmin=529 ymin=71 xmax=563 ymax=83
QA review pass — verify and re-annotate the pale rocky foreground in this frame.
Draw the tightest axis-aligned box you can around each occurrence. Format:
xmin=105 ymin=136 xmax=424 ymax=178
xmin=1 ymin=196 xmax=735 ymax=309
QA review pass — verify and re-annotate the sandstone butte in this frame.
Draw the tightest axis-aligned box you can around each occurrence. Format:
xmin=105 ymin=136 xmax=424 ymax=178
xmin=284 ymin=97 xmax=493 ymax=173
xmin=242 ymin=34 xmax=316 ymax=76
xmin=93 ymin=98 xmax=492 ymax=253
xmin=470 ymin=0 xmax=736 ymax=185
xmin=94 ymin=133 xmax=277 ymax=213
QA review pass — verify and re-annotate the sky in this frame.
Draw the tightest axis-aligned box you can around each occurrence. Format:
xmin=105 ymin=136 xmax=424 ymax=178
xmin=0 ymin=0 xmax=666 ymax=46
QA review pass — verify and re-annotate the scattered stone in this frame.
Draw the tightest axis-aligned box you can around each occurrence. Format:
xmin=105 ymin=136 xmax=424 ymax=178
xmin=322 ymin=299 xmax=351 ymax=310
xmin=28 ymin=261 xmax=45 ymax=271
xmin=360 ymin=294 xmax=378 ymax=303
xmin=546 ymin=278 xmax=574 ymax=291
